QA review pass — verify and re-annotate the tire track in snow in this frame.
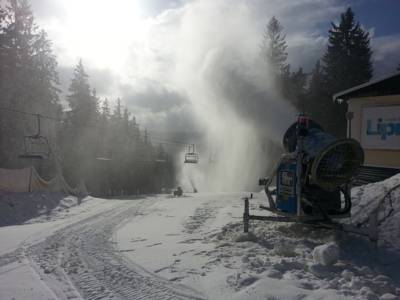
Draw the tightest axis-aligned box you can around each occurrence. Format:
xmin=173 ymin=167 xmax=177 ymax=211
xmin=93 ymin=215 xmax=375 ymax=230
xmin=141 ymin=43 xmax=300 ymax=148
xmin=183 ymin=202 xmax=221 ymax=234
xmin=6 ymin=199 xmax=204 ymax=300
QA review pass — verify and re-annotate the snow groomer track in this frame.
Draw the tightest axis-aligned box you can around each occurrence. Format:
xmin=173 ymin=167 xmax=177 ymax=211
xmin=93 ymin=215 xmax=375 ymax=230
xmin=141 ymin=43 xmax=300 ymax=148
xmin=22 ymin=200 xmax=204 ymax=300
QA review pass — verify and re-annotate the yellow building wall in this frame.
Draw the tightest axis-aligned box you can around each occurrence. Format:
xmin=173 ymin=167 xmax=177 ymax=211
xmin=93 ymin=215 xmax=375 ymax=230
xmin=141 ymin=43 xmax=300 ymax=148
xmin=347 ymin=95 xmax=400 ymax=168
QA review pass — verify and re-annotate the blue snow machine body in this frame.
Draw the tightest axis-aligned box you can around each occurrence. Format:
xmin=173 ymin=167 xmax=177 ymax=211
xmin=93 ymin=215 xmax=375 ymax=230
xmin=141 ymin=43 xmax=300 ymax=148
xmin=276 ymin=157 xmax=297 ymax=214
xmin=244 ymin=115 xmax=367 ymax=233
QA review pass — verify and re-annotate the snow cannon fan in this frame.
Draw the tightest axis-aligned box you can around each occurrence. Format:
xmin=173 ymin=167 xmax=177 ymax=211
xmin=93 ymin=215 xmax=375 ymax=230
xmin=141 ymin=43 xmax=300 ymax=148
xmin=260 ymin=115 xmax=364 ymax=219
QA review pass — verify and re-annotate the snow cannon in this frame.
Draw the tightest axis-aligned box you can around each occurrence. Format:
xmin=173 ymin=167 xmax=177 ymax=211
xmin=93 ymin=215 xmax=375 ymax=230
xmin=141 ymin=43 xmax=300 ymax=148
xmin=282 ymin=117 xmax=364 ymax=193
xmin=244 ymin=115 xmax=382 ymax=242
xmin=257 ymin=115 xmax=364 ymax=220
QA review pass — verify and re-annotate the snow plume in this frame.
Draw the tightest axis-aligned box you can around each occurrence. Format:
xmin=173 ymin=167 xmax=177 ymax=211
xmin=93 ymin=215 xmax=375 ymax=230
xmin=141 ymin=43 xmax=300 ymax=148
xmin=170 ymin=1 xmax=297 ymax=192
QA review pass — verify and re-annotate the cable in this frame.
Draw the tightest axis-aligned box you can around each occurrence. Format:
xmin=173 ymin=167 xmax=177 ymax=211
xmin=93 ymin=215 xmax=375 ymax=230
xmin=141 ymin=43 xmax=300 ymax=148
xmin=0 ymin=106 xmax=59 ymax=121
xmin=146 ymin=137 xmax=192 ymax=147
xmin=145 ymin=129 xmax=199 ymax=147
xmin=0 ymin=106 xmax=196 ymax=148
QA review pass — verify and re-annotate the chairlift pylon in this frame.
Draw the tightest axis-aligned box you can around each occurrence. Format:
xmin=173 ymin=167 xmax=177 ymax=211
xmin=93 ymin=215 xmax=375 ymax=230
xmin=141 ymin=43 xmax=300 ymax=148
xmin=184 ymin=144 xmax=199 ymax=164
xmin=19 ymin=114 xmax=50 ymax=160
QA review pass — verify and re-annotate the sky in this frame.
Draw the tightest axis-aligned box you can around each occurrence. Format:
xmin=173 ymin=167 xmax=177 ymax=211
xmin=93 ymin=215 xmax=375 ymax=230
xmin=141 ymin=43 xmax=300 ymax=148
xmin=23 ymin=0 xmax=400 ymax=134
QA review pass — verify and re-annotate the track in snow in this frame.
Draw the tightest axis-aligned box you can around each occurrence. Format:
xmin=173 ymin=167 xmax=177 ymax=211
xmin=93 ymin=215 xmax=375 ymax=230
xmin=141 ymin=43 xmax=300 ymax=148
xmin=1 ymin=199 xmax=205 ymax=300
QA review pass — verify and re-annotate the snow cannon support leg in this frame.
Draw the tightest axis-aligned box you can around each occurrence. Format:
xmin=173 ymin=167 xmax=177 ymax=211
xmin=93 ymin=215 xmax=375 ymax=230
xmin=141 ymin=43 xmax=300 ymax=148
xmin=243 ymin=197 xmax=249 ymax=233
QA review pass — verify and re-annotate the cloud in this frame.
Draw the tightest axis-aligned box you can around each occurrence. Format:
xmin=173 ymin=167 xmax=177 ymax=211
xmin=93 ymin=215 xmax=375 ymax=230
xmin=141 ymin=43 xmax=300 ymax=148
xmin=120 ymin=80 xmax=187 ymax=113
xmin=133 ymin=103 xmax=201 ymax=133
xmin=31 ymin=0 xmax=355 ymax=98
xmin=29 ymin=0 xmax=66 ymax=20
xmin=139 ymin=0 xmax=185 ymax=17
xmin=371 ymin=34 xmax=400 ymax=76
xmin=57 ymin=64 xmax=117 ymax=103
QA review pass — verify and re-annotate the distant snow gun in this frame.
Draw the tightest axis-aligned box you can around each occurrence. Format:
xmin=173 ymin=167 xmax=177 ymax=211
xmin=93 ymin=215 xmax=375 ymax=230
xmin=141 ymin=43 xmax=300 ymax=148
xmin=173 ymin=186 xmax=183 ymax=197
xmin=243 ymin=115 xmax=382 ymax=241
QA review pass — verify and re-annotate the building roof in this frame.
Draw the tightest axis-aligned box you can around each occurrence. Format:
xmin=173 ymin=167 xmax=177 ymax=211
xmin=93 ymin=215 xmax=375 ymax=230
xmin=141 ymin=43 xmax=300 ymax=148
xmin=332 ymin=71 xmax=400 ymax=101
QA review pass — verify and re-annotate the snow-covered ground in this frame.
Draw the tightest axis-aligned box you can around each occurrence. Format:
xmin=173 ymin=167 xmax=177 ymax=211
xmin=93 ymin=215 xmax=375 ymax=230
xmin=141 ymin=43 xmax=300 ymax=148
xmin=116 ymin=190 xmax=400 ymax=300
xmin=1 ymin=176 xmax=400 ymax=300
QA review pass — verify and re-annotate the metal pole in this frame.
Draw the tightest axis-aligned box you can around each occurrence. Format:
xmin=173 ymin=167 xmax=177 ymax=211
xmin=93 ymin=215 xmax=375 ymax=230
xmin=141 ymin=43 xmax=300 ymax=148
xmin=296 ymin=138 xmax=303 ymax=217
xmin=346 ymin=111 xmax=354 ymax=139
xmin=243 ymin=197 xmax=249 ymax=233
xmin=348 ymin=118 xmax=352 ymax=138
xmin=36 ymin=114 xmax=41 ymax=136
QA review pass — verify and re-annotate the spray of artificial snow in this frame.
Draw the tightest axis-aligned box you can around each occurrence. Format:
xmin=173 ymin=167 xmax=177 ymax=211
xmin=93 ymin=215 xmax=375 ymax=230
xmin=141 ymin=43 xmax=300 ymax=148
xmin=171 ymin=1 xmax=297 ymax=192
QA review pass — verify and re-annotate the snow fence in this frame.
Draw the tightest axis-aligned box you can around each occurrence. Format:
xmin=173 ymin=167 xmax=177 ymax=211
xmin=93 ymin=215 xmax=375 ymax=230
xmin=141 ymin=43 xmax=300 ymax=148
xmin=0 ymin=166 xmax=87 ymax=196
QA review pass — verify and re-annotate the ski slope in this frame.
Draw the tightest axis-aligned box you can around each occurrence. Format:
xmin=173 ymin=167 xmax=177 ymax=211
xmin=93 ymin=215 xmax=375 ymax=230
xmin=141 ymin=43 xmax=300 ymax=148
xmin=0 ymin=179 xmax=400 ymax=300
xmin=116 ymin=192 xmax=400 ymax=300
xmin=0 ymin=196 xmax=204 ymax=300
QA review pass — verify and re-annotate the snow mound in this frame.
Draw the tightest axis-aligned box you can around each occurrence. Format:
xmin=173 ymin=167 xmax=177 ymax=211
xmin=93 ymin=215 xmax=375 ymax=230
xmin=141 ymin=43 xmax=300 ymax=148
xmin=380 ymin=293 xmax=399 ymax=300
xmin=234 ymin=232 xmax=258 ymax=243
xmin=197 ymin=176 xmax=400 ymax=299
xmin=312 ymin=242 xmax=340 ymax=266
xmin=0 ymin=192 xmax=82 ymax=226
xmin=351 ymin=173 xmax=400 ymax=250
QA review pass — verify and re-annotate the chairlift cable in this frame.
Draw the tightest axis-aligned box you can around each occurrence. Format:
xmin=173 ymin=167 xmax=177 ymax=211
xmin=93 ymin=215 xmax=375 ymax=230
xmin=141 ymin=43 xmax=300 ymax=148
xmin=146 ymin=137 xmax=194 ymax=147
xmin=0 ymin=106 xmax=199 ymax=150
xmin=0 ymin=106 xmax=59 ymax=121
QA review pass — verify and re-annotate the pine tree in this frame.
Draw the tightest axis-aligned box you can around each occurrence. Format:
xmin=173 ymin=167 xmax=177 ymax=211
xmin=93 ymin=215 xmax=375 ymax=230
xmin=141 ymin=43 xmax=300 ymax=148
xmin=0 ymin=0 xmax=59 ymax=110
xmin=0 ymin=0 xmax=60 ymax=167
xmin=62 ymin=60 xmax=99 ymax=184
xmin=306 ymin=60 xmax=329 ymax=124
xmin=321 ymin=7 xmax=373 ymax=136
xmin=112 ymin=98 xmax=122 ymax=121
xmin=261 ymin=16 xmax=305 ymax=110
xmin=290 ymin=67 xmax=307 ymax=110
xmin=323 ymin=7 xmax=372 ymax=93
xmin=101 ymin=98 xmax=111 ymax=120
xmin=261 ymin=16 xmax=288 ymax=77
xmin=67 ymin=60 xmax=98 ymax=125
xmin=279 ymin=64 xmax=307 ymax=110
xmin=130 ymin=115 xmax=140 ymax=141
xmin=123 ymin=107 xmax=130 ymax=129
xmin=308 ymin=61 xmax=324 ymax=96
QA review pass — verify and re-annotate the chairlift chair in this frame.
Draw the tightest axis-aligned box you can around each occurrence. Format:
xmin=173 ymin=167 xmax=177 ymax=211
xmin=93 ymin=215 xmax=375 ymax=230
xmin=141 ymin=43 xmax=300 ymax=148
xmin=19 ymin=114 xmax=50 ymax=159
xmin=155 ymin=158 xmax=167 ymax=163
xmin=96 ymin=150 xmax=112 ymax=161
xmin=96 ymin=157 xmax=112 ymax=161
xmin=184 ymin=144 xmax=199 ymax=164
xmin=155 ymin=151 xmax=168 ymax=163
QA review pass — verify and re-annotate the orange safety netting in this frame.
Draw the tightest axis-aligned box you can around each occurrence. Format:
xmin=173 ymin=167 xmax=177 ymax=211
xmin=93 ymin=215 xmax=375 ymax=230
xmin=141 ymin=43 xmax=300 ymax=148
xmin=0 ymin=167 xmax=87 ymax=195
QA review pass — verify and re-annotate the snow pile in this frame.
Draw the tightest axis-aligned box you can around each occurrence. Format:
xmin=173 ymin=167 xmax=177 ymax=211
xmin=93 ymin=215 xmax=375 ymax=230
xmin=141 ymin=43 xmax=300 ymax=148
xmin=312 ymin=242 xmax=340 ymax=266
xmin=0 ymin=192 xmax=82 ymax=226
xmin=193 ymin=178 xmax=400 ymax=299
xmin=109 ymin=185 xmax=400 ymax=299
xmin=204 ymin=219 xmax=400 ymax=299
xmin=351 ymin=173 xmax=400 ymax=251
